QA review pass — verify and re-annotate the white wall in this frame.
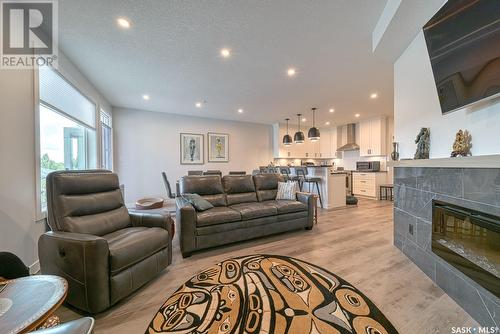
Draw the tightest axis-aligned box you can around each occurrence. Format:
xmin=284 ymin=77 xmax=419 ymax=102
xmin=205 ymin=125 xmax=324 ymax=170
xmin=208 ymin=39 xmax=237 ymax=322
xmin=394 ymin=32 xmax=500 ymax=159
xmin=113 ymin=108 xmax=274 ymax=203
xmin=0 ymin=52 xmax=111 ymax=268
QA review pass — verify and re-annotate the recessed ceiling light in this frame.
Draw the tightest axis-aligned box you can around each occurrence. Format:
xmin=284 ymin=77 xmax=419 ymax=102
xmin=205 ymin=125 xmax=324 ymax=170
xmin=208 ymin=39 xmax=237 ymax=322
xmin=195 ymin=102 xmax=202 ymax=108
xmin=370 ymin=93 xmax=378 ymax=99
xmin=237 ymin=108 xmax=244 ymax=113
xmin=117 ymin=17 xmax=131 ymax=29
xmin=287 ymin=68 xmax=296 ymax=77
xmin=142 ymin=94 xmax=150 ymax=100
xmin=329 ymin=108 xmax=335 ymax=113
xmin=355 ymin=113 xmax=360 ymax=118
xmin=325 ymin=121 xmax=331 ymax=125
xmin=302 ymin=118 xmax=306 ymax=122
xmin=220 ymin=48 xmax=231 ymax=58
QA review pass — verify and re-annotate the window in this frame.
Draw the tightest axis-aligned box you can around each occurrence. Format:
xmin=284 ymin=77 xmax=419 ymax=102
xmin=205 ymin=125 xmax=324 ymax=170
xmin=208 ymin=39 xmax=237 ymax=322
xmin=100 ymin=110 xmax=113 ymax=170
xmin=37 ymin=67 xmax=97 ymax=213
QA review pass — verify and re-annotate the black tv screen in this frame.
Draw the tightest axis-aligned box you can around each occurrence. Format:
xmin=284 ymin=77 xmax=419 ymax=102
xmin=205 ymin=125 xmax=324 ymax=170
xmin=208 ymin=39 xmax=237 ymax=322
xmin=423 ymin=0 xmax=500 ymax=114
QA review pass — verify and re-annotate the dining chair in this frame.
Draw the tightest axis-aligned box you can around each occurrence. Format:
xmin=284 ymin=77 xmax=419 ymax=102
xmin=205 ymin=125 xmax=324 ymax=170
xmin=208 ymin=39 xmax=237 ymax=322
xmin=203 ymin=170 xmax=222 ymax=176
xmin=187 ymin=170 xmax=203 ymax=176
xmin=229 ymin=171 xmax=246 ymax=175
xmin=161 ymin=172 xmax=176 ymax=199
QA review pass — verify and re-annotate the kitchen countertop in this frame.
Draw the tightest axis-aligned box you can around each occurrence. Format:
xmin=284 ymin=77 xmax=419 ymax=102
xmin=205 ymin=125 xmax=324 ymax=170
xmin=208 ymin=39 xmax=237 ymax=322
xmin=287 ymin=165 xmax=333 ymax=168
xmin=352 ymin=170 xmax=387 ymax=173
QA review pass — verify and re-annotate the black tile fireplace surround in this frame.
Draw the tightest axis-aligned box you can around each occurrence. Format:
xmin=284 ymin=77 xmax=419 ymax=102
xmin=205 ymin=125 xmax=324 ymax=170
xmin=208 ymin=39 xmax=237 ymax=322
xmin=394 ymin=166 xmax=500 ymax=327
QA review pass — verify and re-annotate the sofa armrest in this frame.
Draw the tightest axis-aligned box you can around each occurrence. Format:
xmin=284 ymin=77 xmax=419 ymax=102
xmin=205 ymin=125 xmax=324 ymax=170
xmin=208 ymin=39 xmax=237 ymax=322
xmin=38 ymin=231 xmax=110 ymax=313
xmin=296 ymin=192 xmax=315 ymax=228
xmin=176 ymin=197 xmax=197 ymax=257
xmin=129 ymin=212 xmax=173 ymax=238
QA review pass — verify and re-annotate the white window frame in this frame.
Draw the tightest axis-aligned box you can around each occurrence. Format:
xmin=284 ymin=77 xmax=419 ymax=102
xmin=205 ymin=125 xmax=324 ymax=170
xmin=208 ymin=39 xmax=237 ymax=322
xmin=99 ymin=109 xmax=113 ymax=170
xmin=34 ymin=66 xmax=99 ymax=221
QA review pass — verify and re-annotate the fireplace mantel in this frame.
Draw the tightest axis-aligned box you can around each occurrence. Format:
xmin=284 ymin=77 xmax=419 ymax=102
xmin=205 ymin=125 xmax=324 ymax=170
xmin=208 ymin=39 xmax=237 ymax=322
xmin=388 ymin=154 xmax=500 ymax=168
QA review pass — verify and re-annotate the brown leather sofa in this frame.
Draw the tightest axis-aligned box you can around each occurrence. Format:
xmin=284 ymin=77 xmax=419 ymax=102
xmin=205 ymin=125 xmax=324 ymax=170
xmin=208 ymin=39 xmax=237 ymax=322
xmin=176 ymin=174 xmax=315 ymax=257
xmin=38 ymin=170 xmax=173 ymax=313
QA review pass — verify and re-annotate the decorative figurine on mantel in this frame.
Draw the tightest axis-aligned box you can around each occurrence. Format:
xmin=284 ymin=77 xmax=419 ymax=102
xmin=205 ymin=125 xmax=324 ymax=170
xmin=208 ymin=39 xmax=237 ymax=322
xmin=451 ymin=129 xmax=472 ymax=157
xmin=414 ymin=127 xmax=430 ymax=159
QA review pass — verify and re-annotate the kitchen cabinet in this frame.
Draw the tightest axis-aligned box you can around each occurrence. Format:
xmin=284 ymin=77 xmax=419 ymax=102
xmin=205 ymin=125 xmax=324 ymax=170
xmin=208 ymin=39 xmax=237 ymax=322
xmin=359 ymin=117 xmax=386 ymax=157
xmin=319 ymin=129 xmax=331 ymax=158
xmin=352 ymin=172 xmax=387 ymax=199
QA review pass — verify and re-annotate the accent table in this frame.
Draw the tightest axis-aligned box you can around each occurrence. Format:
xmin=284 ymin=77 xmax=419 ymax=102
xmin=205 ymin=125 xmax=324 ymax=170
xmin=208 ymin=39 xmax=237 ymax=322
xmin=0 ymin=275 xmax=67 ymax=334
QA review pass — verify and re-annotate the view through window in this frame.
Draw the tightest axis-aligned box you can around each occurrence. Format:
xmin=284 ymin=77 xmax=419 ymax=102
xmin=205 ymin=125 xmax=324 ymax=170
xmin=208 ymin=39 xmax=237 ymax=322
xmin=100 ymin=111 xmax=112 ymax=170
xmin=38 ymin=67 xmax=96 ymax=212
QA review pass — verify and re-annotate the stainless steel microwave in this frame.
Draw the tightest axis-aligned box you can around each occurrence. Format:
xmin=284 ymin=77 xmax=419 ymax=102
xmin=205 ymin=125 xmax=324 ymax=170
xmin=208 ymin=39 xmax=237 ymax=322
xmin=356 ymin=161 xmax=380 ymax=172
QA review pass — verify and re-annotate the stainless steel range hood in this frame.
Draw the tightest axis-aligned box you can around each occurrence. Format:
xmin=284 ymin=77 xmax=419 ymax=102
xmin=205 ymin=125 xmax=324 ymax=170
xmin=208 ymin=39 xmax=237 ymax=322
xmin=337 ymin=123 xmax=359 ymax=152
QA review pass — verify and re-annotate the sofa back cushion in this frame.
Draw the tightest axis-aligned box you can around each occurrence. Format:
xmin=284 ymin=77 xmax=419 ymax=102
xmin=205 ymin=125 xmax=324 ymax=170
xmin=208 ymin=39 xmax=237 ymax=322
xmin=222 ymin=175 xmax=257 ymax=205
xmin=179 ymin=175 xmax=227 ymax=207
xmin=46 ymin=170 xmax=131 ymax=236
xmin=253 ymin=173 xmax=281 ymax=201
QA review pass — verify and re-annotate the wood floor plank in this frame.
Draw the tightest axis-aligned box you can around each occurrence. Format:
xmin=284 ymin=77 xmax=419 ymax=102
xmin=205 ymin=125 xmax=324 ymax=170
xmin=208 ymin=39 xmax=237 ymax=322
xmin=56 ymin=199 xmax=478 ymax=333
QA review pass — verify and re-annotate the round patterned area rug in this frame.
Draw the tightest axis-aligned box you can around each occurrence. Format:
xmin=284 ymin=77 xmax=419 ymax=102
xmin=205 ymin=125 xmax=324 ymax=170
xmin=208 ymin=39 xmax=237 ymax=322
xmin=146 ymin=254 xmax=398 ymax=334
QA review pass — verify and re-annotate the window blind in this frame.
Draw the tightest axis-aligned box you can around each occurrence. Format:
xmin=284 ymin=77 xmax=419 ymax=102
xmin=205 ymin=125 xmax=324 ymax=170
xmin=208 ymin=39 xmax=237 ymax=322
xmin=39 ymin=67 xmax=96 ymax=128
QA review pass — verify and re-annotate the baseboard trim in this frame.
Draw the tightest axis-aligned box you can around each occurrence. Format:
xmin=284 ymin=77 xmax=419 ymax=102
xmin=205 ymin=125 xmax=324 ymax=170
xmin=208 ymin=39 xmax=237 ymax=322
xmin=29 ymin=260 xmax=40 ymax=275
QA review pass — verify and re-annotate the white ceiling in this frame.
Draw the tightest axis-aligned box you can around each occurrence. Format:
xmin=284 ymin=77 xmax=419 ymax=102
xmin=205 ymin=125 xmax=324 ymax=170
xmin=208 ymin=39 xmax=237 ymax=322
xmin=59 ymin=0 xmax=394 ymax=126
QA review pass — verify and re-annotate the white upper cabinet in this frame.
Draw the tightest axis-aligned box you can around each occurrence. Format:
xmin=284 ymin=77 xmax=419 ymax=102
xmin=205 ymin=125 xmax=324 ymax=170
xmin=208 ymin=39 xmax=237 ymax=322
xmin=319 ymin=128 xmax=331 ymax=158
xmin=358 ymin=117 xmax=387 ymax=157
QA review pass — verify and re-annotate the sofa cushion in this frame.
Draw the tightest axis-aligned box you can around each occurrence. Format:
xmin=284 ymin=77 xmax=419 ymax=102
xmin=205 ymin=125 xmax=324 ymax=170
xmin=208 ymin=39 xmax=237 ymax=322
xmin=179 ymin=175 xmax=227 ymax=207
xmin=196 ymin=207 xmax=242 ymax=227
xmin=196 ymin=216 xmax=277 ymax=236
xmin=104 ymin=227 xmax=169 ymax=274
xmin=230 ymin=202 xmax=278 ymax=220
xmin=253 ymin=174 xmax=282 ymax=201
xmin=222 ymin=175 xmax=258 ymax=205
xmin=263 ymin=200 xmax=308 ymax=214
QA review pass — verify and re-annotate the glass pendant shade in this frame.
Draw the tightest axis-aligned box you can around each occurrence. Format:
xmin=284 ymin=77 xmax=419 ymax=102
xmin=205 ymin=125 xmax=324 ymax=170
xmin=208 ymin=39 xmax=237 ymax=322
xmin=308 ymin=107 xmax=320 ymax=141
xmin=282 ymin=118 xmax=293 ymax=146
xmin=294 ymin=114 xmax=304 ymax=143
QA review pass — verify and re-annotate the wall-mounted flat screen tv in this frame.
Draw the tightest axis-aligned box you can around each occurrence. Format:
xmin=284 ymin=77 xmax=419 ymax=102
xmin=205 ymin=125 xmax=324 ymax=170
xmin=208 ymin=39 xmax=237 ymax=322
xmin=423 ymin=0 xmax=500 ymax=114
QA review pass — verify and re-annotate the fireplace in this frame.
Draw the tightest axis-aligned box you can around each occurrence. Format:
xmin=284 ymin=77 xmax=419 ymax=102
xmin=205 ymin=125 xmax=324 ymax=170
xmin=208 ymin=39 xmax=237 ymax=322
xmin=432 ymin=200 xmax=500 ymax=298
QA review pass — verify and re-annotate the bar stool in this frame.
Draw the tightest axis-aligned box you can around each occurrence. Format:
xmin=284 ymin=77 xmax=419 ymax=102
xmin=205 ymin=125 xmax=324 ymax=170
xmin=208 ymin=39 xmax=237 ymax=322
xmin=379 ymin=184 xmax=394 ymax=201
xmin=279 ymin=167 xmax=299 ymax=182
xmin=295 ymin=167 xmax=323 ymax=208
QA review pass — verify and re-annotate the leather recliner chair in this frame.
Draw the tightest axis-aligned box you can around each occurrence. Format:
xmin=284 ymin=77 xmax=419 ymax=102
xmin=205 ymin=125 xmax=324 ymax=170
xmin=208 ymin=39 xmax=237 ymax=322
xmin=38 ymin=170 xmax=173 ymax=313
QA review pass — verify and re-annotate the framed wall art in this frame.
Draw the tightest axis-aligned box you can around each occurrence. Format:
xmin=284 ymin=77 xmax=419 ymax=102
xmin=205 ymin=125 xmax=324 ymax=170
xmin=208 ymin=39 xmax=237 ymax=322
xmin=207 ymin=132 xmax=229 ymax=162
xmin=180 ymin=133 xmax=204 ymax=165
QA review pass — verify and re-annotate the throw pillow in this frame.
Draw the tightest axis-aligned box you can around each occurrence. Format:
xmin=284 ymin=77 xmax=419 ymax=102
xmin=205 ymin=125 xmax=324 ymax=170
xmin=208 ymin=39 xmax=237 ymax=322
xmin=276 ymin=181 xmax=299 ymax=200
xmin=182 ymin=193 xmax=214 ymax=211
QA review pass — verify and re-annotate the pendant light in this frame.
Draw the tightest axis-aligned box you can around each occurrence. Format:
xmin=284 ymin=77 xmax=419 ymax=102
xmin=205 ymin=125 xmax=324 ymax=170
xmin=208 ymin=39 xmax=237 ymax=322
xmin=294 ymin=114 xmax=305 ymax=143
xmin=308 ymin=107 xmax=320 ymax=141
xmin=282 ymin=118 xmax=292 ymax=146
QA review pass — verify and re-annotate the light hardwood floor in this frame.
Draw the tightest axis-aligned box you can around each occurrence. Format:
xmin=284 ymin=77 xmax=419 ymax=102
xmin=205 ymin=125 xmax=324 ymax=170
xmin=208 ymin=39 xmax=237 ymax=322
xmin=57 ymin=199 xmax=478 ymax=333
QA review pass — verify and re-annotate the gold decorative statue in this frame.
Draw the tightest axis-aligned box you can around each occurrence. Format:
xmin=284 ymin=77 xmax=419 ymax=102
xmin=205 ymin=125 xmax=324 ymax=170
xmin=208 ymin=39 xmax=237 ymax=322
xmin=451 ymin=129 xmax=472 ymax=157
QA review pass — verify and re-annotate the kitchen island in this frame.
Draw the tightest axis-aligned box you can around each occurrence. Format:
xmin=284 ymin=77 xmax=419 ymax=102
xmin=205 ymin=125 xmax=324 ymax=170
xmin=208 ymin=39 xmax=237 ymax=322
xmin=289 ymin=166 xmax=347 ymax=209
